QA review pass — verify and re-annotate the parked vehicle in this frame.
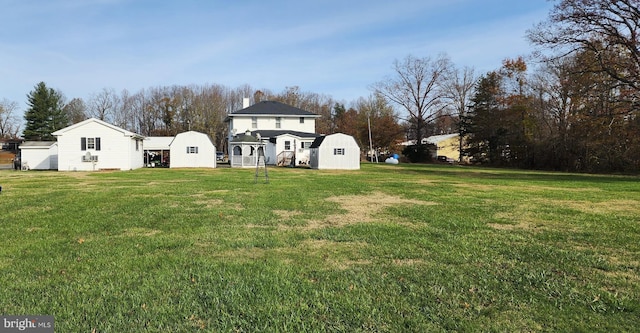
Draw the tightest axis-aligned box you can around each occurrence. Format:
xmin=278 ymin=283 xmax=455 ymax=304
xmin=437 ymin=156 xmax=454 ymax=164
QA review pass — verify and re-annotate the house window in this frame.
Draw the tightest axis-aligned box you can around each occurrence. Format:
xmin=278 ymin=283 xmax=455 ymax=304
xmin=81 ymin=137 xmax=101 ymax=151
xmin=334 ymin=148 xmax=345 ymax=155
xmin=186 ymin=146 xmax=199 ymax=154
xmin=284 ymin=141 xmax=291 ymax=150
xmin=299 ymin=117 xmax=304 ymax=124
xmin=251 ymin=117 xmax=257 ymax=128
xmin=135 ymin=139 xmax=139 ymax=151
xmin=275 ymin=117 xmax=281 ymax=129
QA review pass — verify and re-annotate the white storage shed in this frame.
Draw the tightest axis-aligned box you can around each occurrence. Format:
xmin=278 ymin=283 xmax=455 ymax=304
xmin=169 ymin=131 xmax=216 ymax=168
xmin=309 ymin=133 xmax=360 ymax=170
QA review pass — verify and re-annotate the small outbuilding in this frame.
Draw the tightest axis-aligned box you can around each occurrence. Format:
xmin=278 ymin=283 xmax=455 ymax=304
xmin=309 ymin=133 xmax=360 ymax=170
xmin=169 ymin=131 xmax=216 ymax=168
xmin=18 ymin=141 xmax=58 ymax=170
xmin=229 ymin=130 xmax=265 ymax=168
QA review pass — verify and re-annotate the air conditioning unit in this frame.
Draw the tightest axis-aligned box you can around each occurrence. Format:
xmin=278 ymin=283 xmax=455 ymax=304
xmin=82 ymin=152 xmax=98 ymax=162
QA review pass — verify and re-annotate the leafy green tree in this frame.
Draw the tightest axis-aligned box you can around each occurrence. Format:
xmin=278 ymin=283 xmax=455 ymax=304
xmin=23 ymin=82 xmax=68 ymax=140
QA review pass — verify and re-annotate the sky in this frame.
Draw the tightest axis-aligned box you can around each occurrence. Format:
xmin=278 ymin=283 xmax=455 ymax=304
xmin=1 ymin=0 xmax=555 ymax=110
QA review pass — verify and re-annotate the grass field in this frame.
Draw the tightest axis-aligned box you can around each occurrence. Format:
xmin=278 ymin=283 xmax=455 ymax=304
xmin=1 ymin=163 xmax=639 ymax=332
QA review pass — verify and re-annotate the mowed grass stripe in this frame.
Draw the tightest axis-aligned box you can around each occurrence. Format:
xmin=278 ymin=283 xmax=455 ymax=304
xmin=0 ymin=164 xmax=638 ymax=332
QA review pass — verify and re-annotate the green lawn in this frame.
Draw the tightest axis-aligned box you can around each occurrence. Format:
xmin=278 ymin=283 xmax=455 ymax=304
xmin=1 ymin=164 xmax=638 ymax=332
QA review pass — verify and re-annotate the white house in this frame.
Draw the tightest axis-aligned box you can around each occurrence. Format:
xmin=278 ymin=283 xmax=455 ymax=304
xmin=52 ymin=118 xmax=145 ymax=171
xmin=309 ymin=133 xmax=361 ymax=170
xmin=18 ymin=141 xmax=58 ymax=170
xmin=169 ymin=131 xmax=216 ymax=168
xmin=225 ymin=100 xmax=320 ymax=166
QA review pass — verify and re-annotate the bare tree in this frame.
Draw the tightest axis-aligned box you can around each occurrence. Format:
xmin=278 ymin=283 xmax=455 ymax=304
xmin=371 ymin=54 xmax=452 ymax=154
xmin=0 ymin=99 xmax=21 ymax=138
xmin=442 ymin=65 xmax=476 ymax=162
xmin=88 ymin=88 xmax=119 ymax=122
xmin=528 ymin=0 xmax=640 ymax=93
xmin=63 ymin=98 xmax=87 ymax=124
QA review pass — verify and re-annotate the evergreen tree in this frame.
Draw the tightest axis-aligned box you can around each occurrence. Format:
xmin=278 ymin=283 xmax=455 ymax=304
xmin=464 ymin=72 xmax=509 ymax=164
xmin=23 ymin=82 xmax=68 ymax=140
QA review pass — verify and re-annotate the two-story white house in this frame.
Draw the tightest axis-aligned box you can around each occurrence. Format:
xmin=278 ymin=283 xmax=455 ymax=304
xmin=225 ymin=100 xmax=321 ymax=166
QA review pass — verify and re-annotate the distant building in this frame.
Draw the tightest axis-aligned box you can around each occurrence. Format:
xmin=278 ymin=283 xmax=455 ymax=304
xmin=225 ymin=100 xmax=320 ymax=166
xmin=309 ymin=133 xmax=360 ymax=170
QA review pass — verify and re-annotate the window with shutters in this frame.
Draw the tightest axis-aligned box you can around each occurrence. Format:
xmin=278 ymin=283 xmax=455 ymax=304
xmin=81 ymin=137 xmax=101 ymax=151
xmin=186 ymin=146 xmax=198 ymax=154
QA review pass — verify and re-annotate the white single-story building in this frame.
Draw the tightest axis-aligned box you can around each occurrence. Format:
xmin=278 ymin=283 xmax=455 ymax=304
xmin=18 ymin=141 xmax=58 ymax=170
xmin=52 ymin=118 xmax=145 ymax=171
xmin=169 ymin=131 xmax=216 ymax=168
xmin=309 ymin=133 xmax=360 ymax=170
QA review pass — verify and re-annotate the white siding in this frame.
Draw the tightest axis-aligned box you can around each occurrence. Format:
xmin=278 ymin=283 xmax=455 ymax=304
xmin=274 ymin=134 xmax=312 ymax=166
xmin=54 ymin=119 xmax=143 ymax=171
xmin=230 ymin=116 xmax=316 ymax=135
xmin=311 ymin=133 xmax=360 ymax=170
xmin=169 ymin=131 xmax=216 ymax=168
xmin=19 ymin=144 xmax=58 ymax=170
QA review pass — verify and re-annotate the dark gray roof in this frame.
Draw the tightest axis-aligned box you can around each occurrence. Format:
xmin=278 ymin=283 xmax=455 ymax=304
xmin=309 ymin=135 xmax=327 ymax=148
xmin=251 ymin=130 xmax=320 ymax=139
xmin=231 ymin=133 xmax=260 ymax=143
xmin=230 ymin=101 xmax=319 ymax=117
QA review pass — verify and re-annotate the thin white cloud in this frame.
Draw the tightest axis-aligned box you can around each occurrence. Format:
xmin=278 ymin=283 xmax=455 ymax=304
xmin=0 ymin=0 xmax=553 ymax=109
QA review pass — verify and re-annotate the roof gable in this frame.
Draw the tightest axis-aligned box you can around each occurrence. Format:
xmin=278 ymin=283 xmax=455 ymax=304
xmin=169 ymin=131 xmax=215 ymax=147
xmin=310 ymin=133 xmax=358 ymax=148
xmin=229 ymin=101 xmax=319 ymax=117
xmin=52 ymin=118 xmax=143 ymax=138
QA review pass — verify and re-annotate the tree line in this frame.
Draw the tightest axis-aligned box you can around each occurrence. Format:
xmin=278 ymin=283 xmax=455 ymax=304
xmin=371 ymin=0 xmax=639 ymax=173
xmin=463 ymin=0 xmax=639 ymax=173
xmin=3 ymin=0 xmax=639 ymax=173
xmin=13 ymin=82 xmax=405 ymax=156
